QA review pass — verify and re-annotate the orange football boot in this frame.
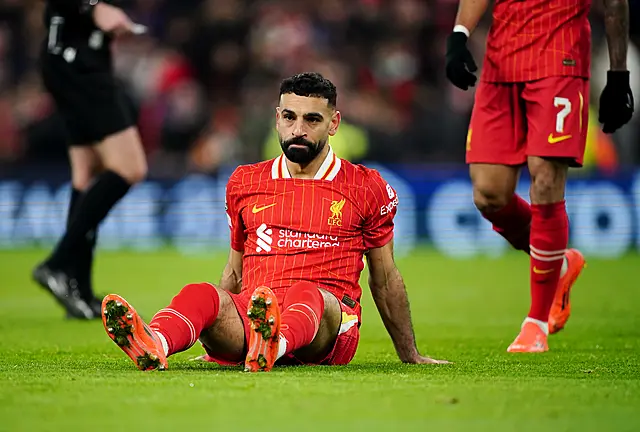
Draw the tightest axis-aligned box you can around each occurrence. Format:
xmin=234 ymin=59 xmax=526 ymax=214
xmin=244 ymin=286 xmax=281 ymax=372
xmin=549 ymin=248 xmax=586 ymax=334
xmin=507 ymin=321 xmax=548 ymax=353
xmin=102 ymin=294 xmax=168 ymax=371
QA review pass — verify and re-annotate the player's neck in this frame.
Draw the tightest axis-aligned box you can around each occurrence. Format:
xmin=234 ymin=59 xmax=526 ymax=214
xmin=285 ymin=146 xmax=330 ymax=179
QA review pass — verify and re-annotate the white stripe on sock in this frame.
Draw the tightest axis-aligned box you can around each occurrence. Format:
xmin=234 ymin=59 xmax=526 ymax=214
xmin=524 ymin=317 xmax=549 ymax=336
xmin=530 ymin=245 xmax=566 ymax=256
xmin=531 ymin=250 xmax=565 ymax=262
xmin=155 ymin=331 xmax=169 ymax=356
xmin=276 ymin=334 xmax=288 ymax=360
xmin=560 ymin=256 xmax=568 ymax=277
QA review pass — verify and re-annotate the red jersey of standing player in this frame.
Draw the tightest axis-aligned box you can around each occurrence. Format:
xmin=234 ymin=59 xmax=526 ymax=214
xmin=482 ymin=0 xmax=591 ymax=83
xmin=226 ymin=147 xmax=398 ymax=319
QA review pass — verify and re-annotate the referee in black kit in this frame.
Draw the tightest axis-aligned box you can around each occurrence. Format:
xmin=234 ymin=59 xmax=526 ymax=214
xmin=33 ymin=0 xmax=148 ymax=319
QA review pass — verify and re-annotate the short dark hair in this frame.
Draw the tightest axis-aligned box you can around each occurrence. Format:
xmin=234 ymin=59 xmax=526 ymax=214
xmin=279 ymin=72 xmax=337 ymax=108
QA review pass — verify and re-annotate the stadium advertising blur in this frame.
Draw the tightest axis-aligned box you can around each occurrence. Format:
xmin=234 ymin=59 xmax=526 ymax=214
xmin=1 ymin=164 xmax=638 ymax=259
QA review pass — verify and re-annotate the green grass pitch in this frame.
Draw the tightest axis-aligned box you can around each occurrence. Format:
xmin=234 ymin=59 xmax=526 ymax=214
xmin=1 ymin=248 xmax=639 ymax=431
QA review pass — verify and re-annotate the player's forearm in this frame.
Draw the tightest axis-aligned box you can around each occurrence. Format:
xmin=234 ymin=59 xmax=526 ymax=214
xmin=369 ymin=269 xmax=420 ymax=362
xmin=454 ymin=0 xmax=490 ymax=35
xmin=603 ymin=0 xmax=629 ymax=70
xmin=219 ymin=264 xmax=241 ymax=294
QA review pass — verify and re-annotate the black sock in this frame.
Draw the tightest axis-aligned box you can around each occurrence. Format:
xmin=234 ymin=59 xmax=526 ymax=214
xmin=67 ymin=188 xmax=82 ymax=225
xmin=66 ymin=187 xmax=97 ymax=300
xmin=47 ymin=170 xmax=130 ymax=271
xmin=64 ymin=187 xmax=82 ymax=279
xmin=76 ymin=227 xmax=98 ymax=301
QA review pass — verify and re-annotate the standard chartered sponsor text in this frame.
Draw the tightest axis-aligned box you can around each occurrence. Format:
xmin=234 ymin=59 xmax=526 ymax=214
xmin=277 ymin=229 xmax=340 ymax=249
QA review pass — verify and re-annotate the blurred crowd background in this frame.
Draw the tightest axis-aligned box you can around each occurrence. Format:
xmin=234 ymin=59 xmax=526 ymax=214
xmin=0 ymin=0 xmax=639 ymax=178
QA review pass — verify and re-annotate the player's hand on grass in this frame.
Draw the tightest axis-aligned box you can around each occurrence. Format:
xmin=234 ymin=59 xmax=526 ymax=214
xmin=92 ymin=3 xmax=144 ymax=37
xmin=599 ymin=70 xmax=635 ymax=134
xmin=445 ymin=32 xmax=478 ymax=91
xmin=403 ymin=354 xmax=451 ymax=365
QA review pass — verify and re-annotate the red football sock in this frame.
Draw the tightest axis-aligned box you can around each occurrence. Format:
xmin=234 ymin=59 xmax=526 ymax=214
xmin=279 ymin=282 xmax=325 ymax=356
xmin=481 ymin=194 xmax=532 ymax=253
xmin=528 ymin=201 xmax=569 ymax=322
xmin=149 ymin=282 xmax=220 ymax=356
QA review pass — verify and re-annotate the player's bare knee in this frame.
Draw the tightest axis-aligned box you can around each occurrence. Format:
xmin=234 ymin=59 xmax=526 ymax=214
xmin=71 ymin=163 xmax=102 ymax=191
xmin=198 ymin=287 xmax=246 ymax=362
xmin=108 ymin=149 xmax=147 ymax=184
xmin=216 ymin=287 xmax=235 ymax=310
xmin=320 ymin=290 xmax=341 ymax=316
xmin=307 ymin=290 xmax=340 ymax=344
xmin=470 ymin=164 xmax=518 ymax=213
xmin=71 ymin=172 xmax=95 ymax=191
xmin=472 ymin=185 xmax=512 ymax=214
xmin=103 ymin=159 xmax=147 ymax=184
xmin=316 ymin=290 xmax=341 ymax=340
xmin=69 ymin=148 xmax=100 ymax=191
xmin=528 ymin=157 xmax=568 ymax=204
xmin=97 ymin=127 xmax=148 ymax=184
xmin=122 ymin=161 xmax=148 ymax=185
xmin=529 ymin=174 xmax=565 ymax=204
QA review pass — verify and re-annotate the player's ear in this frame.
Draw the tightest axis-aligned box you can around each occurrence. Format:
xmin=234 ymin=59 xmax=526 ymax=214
xmin=275 ymin=106 xmax=281 ymax=123
xmin=329 ymin=110 xmax=341 ymax=136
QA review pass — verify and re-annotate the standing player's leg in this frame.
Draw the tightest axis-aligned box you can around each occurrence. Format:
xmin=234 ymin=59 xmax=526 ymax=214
xmin=544 ymin=80 xmax=590 ymax=335
xmin=243 ymin=282 xmax=343 ymax=372
xmin=506 ymin=77 xmax=588 ymax=352
xmin=467 ymin=82 xmax=530 ymax=255
xmin=43 ymin=127 xmax=147 ymax=276
xmin=102 ymin=283 xmax=246 ymax=371
xmin=33 ymin=54 xmax=100 ymax=318
xmin=66 ymin=146 xmax=102 ymax=312
xmin=34 ymin=75 xmax=148 ymax=318
xmin=74 ymin=89 xmax=142 ymax=311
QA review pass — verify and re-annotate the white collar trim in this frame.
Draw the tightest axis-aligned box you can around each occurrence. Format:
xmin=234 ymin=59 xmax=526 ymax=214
xmin=271 ymin=146 xmax=341 ymax=181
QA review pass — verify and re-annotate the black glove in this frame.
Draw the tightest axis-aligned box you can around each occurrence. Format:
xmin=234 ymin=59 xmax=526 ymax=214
xmin=599 ymin=70 xmax=634 ymax=134
xmin=445 ymin=32 xmax=478 ymax=90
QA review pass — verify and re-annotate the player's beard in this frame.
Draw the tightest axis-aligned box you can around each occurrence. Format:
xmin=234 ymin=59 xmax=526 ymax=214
xmin=280 ymin=136 xmax=327 ymax=165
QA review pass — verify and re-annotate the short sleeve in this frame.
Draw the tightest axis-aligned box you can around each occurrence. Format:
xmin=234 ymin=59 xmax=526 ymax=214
xmin=362 ymin=169 xmax=398 ymax=249
xmin=225 ymin=168 xmax=246 ymax=252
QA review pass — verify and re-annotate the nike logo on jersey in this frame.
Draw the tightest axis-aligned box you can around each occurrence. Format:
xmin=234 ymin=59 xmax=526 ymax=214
xmin=533 ymin=266 xmax=555 ymax=275
xmin=252 ymin=203 xmax=277 ymax=214
xmin=547 ymin=133 xmax=572 ymax=144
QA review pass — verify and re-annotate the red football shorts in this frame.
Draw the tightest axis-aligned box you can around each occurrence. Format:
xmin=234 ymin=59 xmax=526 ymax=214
xmin=204 ymin=287 xmax=360 ymax=366
xmin=466 ymin=76 xmax=589 ymax=167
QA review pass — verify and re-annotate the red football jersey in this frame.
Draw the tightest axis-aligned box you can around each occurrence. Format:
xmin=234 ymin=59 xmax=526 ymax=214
xmin=225 ymin=147 xmax=398 ymax=317
xmin=481 ymin=0 xmax=592 ymax=82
